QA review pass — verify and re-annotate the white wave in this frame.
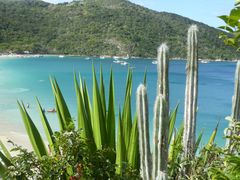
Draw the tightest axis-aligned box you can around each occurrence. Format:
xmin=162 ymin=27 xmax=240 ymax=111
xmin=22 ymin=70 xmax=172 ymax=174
xmin=3 ymin=88 xmax=30 ymax=94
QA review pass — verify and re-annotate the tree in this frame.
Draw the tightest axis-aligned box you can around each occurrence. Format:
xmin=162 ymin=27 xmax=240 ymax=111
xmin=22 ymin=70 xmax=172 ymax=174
xmin=219 ymin=1 xmax=240 ymax=50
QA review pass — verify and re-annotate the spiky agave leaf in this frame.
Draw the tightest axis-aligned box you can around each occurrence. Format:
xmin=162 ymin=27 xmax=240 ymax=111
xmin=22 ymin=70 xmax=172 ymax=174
xmin=50 ymin=78 xmax=73 ymax=130
xmin=106 ymin=69 xmax=116 ymax=149
xmin=116 ymin=109 xmax=126 ymax=174
xmin=74 ymin=74 xmax=95 ymax=151
xmin=127 ymin=114 xmax=139 ymax=169
xmin=36 ymin=98 xmax=55 ymax=154
xmin=100 ymin=65 xmax=107 ymax=119
xmin=168 ymin=104 xmax=179 ymax=144
xmin=122 ymin=69 xmax=133 ymax=151
xmin=82 ymin=79 xmax=92 ymax=126
xmin=194 ymin=130 xmax=204 ymax=154
xmin=0 ymin=151 xmax=11 ymax=167
xmin=0 ymin=161 xmax=7 ymax=179
xmin=143 ymin=68 xmax=147 ymax=86
xmin=206 ymin=122 xmax=219 ymax=149
xmin=0 ymin=140 xmax=11 ymax=160
xmin=18 ymin=101 xmax=47 ymax=158
xmin=54 ymin=96 xmax=65 ymax=130
xmin=169 ymin=124 xmax=184 ymax=162
xmin=92 ymin=66 xmax=107 ymax=149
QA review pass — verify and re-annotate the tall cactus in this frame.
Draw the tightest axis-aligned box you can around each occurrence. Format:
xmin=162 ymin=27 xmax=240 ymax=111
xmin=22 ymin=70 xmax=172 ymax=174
xmin=226 ymin=61 xmax=240 ymax=148
xmin=137 ymin=84 xmax=151 ymax=180
xmin=157 ymin=43 xmax=169 ymax=110
xmin=153 ymin=95 xmax=169 ymax=180
xmin=154 ymin=44 xmax=170 ymax=179
xmin=183 ymin=25 xmax=199 ymax=159
xmin=137 ymin=43 xmax=169 ymax=180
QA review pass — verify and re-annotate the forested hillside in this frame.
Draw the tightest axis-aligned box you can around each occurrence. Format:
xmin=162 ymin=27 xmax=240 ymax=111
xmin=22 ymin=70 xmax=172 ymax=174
xmin=0 ymin=0 xmax=239 ymax=59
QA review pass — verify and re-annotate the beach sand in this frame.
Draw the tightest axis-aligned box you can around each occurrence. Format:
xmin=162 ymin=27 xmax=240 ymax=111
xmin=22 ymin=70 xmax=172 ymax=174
xmin=0 ymin=120 xmax=32 ymax=152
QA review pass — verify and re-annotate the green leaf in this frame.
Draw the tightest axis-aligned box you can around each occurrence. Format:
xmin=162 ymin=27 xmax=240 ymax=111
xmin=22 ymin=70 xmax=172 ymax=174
xmin=235 ymin=0 xmax=240 ymax=6
xmin=92 ymin=66 xmax=107 ymax=149
xmin=36 ymin=98 xmax=55 ymax=154
xmin=50 ymin=78 xmax=73 ymax=130
xmin=230 ymin=7 xmax=240 ymax=21
xmin=121 ymin=69 xmax=132 ymax=151
xmin=143 ymin=68 xmax=147 ymax=85
xmin=54 ymin=96 xmax=65 ymax=130
xmin=116 ymin=109 xmax=126 ymax=174
xmin=195 ymin=130 xmax=203 ymax=154
xmin=218 ymin=15 xmax=230 ymax=24
xmin=169 ymin=123 xmax=184 ymax=161
xmin=0 ymin=161 xmax=7 ymax=179
xmin=100 ymin=65 xmax=107 ymax=119
xmin=218 ymin=26 xmax=234 ymax=33
xmin=0 ymin=151 xmax=11 ymax=167
xmin=0 ymin=140 xmax=11 ymax=160
xmin=106 ymin=69 xmax=116 ymax=150
xmin=18 ymin=101 xmax=47 ymax=158
xmin=206 ymin=121 xmax=219 ymax=149
xmin=127 ymin=114 xmax=139 ymax=169
xmin=82 ymin=79 xmax=92 ymax=126
xmin=168 ymin=104 xmax=179 ymax=144
xmin=74 ymin=73 xmax=95 ymax=150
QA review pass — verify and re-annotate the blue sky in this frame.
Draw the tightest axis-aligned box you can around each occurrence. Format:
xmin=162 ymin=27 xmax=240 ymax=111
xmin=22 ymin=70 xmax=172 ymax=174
xmin=43 ymin=0 xmax=235 ymax=28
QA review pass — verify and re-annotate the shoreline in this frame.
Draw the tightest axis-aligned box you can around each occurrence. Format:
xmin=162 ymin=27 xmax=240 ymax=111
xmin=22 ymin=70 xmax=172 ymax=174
xmin=0 ymin=53 xmax=239 ymax=62
xmin=0 ymin=120 xmax=32 ymax=151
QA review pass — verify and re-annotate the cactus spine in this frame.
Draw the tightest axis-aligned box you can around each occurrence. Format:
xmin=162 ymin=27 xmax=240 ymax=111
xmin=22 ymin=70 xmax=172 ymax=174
xmin=183 ymin=25 xmax=199 ymax=158
xmin=137 ymin=43 xmax=169 ymax=180
xmin=137 ymin=84 xmax=151 ymax=180
xmin=226 ymin=61 xmax=240 ymax=148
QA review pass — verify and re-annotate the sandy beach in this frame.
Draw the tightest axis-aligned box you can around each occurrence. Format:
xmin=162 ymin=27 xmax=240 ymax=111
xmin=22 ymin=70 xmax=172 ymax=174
xmin=0 ymin=120 xmax=32 ymax=151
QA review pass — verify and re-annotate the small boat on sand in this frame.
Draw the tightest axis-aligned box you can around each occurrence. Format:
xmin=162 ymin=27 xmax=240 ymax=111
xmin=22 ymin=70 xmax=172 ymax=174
xmin=47 ymin=108 xmax=57 ymax=113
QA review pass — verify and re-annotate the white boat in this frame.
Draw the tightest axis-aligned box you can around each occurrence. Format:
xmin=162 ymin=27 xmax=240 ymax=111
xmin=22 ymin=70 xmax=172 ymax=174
xmin=152 ymin=61 xmax=157 ymax=64
xmin=120 ymin=61 xmax=128 ymax=66
xmin=59 ymin=55 xmax=64 ymax=58
xmin=85 ymin=57 xmax=90 ymax=60
xmin=113 ymin=56 xmax=120 ymax=60
xmin=100 ymin=56 xmax=105 ymax=59
xmin=200 ymin=60 xmax=209 ymax=64
xmin=113 ymin=60 xmax=122 ymax=64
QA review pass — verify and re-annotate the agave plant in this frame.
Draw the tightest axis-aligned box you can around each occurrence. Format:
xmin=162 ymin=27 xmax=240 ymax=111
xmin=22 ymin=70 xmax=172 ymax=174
xmin=0 ymin=66 xmax=140 ymax=179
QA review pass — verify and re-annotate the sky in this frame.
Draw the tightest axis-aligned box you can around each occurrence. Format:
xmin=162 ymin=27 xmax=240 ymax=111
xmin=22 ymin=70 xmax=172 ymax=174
xmin=43 ymin=0 xmax=235 ymax=28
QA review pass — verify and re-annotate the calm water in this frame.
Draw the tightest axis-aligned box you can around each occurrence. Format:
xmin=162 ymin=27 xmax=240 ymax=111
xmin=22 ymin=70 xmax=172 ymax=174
xmin=0 ymin=56 xmax=236 ymax=146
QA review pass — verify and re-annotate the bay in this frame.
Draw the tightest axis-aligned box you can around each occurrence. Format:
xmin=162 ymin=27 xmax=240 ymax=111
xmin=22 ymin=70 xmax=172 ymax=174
xmin=0 ymin=56 xmax=236 ymax=147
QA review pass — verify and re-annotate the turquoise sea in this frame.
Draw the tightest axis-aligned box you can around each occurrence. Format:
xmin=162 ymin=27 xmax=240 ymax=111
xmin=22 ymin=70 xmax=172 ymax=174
xmin=0 ymin=56 xmax=237 ymax=147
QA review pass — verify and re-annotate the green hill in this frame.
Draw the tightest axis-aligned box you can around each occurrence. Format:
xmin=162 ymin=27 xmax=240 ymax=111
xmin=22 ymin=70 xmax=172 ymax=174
xmin=0 ymin=0 xmax=239 ymax=59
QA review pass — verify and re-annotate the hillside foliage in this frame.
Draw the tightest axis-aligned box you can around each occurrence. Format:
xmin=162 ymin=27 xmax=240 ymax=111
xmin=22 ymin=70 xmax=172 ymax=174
xmin=0 ymin=0 xmax=239 ymax=59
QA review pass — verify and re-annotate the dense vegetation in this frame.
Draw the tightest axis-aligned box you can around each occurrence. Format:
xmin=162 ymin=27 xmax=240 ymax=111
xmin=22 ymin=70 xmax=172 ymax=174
xmin=0 ymin=0 xmax=239 ymax=59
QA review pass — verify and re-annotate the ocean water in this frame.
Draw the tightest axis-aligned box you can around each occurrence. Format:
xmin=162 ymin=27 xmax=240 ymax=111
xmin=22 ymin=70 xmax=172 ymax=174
xmin=0 ymin=56 xmax=236 ymax=147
